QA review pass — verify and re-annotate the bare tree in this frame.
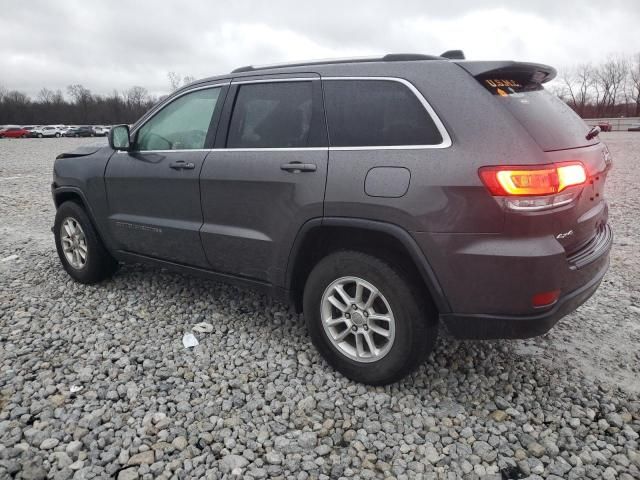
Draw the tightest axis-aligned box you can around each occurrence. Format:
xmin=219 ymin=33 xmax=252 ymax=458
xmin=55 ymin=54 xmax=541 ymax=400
xmin=594 ymin=56 xmax=628 ymax=116
xmin=126 ymin=86 xmax=149 ymax=108
xmin=183 ymin=75 xmax=196 ymax=86
xmin=629 ymin=53 xmax=640 ymax=117
xmin=37 ymin=88 xmax=56 ymax=104
xmin=167 ymin=71 xmax=181 ymax=92
xmin=67 ymin=84 xmax=92 ymax=104
xmin=561 ymin=63 xmax=595 ymax=117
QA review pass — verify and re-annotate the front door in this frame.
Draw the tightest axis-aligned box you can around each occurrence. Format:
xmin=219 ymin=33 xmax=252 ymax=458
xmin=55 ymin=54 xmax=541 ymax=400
xmin=199 ymin=76 xmax=328 ymax=284
xmin=104 ymin=84 xmax=227 ymax=267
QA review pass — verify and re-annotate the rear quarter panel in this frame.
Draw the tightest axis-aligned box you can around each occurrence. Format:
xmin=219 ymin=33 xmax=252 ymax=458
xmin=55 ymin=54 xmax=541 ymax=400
xmin=323 ymin=61 xmax=546 ymax=234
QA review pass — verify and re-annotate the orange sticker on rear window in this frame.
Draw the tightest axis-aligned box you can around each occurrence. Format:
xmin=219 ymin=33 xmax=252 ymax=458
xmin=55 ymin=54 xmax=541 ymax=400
xmin=485 ymin=79 xmax=522 ymax=88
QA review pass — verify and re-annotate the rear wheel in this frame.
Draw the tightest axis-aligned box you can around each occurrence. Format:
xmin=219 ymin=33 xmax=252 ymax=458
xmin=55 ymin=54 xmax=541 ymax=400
xmin=54 ymin=201 xmax=117 ymax=283
xmin=38 ymin=133 xmax=43 ymax=138
xmin=55 ymin=133 xmax=60 ymax=138
xmin=303 ymin=250 xmax=438 ymax=385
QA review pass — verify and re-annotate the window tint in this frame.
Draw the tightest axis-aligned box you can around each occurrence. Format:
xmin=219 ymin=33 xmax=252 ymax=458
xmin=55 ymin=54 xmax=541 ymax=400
xmin=324 ymin=80 xmax=443 ymax=147
xmin=136 ymin=88 xmax=221 ymax=151
xmin=227 ymin=82 xmax=313 ymax=148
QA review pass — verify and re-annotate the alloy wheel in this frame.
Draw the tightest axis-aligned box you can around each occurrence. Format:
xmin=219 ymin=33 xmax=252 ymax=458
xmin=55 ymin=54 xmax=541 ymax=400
xmin=320 ymin=276 xmax=395 ymax=363
xmin=60 ymin=217 xmax=88 ymax=269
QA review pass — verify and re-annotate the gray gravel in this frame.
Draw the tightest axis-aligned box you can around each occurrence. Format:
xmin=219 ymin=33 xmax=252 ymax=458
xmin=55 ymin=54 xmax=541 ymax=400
xmin=1 ymin=134 xmax=639 ymax=479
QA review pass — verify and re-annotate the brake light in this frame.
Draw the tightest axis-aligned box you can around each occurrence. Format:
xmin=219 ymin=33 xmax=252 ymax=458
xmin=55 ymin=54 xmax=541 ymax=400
xmin=479 ymin=162 xmax=586 ymax=196
xmin=479 ymin=162 xmax=587 ymax=211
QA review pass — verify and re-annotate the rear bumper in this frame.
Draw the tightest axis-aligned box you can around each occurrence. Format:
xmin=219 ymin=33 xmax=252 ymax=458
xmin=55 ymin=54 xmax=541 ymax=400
xmin=415 ymin=222 xmax=613 ymax=339
xmin=440 ymin=253 xmax=609 ymax=339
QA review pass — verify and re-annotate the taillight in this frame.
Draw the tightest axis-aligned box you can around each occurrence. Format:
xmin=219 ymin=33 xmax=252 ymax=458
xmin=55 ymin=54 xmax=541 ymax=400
xmin=479 ymin=162 xmax=587 ymax=211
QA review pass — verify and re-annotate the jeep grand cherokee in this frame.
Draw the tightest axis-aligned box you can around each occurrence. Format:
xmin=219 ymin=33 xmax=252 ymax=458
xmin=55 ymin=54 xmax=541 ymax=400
xmin=51 ymin=52 xmax=612 ymax=385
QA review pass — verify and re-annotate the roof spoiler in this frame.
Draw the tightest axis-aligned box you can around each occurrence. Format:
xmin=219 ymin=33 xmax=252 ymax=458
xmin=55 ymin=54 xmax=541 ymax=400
xmin=456 ymin=61 xmax=557 ymax=84
xmin=440 ymin=50 xmax=465 ymax=60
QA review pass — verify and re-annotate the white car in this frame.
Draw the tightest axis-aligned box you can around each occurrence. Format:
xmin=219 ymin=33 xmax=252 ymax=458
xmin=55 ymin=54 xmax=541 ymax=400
xmin=32 ymin=126 xmax=62 ymax=138
xmin=92 ymin=125 xmax=110 ymax=136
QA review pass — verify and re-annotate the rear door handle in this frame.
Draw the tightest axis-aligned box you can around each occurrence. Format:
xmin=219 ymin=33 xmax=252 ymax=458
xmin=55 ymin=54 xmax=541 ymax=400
xmin=280 ymin=162 xmax=317 ymax=173
xmin=169 ymin=160 xmax=195 ymax=170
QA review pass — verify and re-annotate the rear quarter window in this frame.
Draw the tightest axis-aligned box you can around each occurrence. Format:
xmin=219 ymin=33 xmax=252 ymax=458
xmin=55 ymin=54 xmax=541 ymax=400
xmin=323 ymin=79 xmax=443 ymax=147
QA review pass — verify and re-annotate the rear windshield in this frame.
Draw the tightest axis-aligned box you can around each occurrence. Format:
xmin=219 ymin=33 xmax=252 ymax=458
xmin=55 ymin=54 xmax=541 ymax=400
xmin=479 ymin=75 xmax=597 ymax=151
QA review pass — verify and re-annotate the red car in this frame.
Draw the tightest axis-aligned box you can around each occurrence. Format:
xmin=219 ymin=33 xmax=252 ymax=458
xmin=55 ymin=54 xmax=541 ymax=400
xmin=0 ymin=127 xmax=30 ymax=138
xmin=597 ymin=122 xmax=612 ymax=132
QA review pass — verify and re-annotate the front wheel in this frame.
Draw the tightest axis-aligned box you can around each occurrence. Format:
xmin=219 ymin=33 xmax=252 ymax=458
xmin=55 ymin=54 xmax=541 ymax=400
xmin=54 ymin=201 xmax=117 ymax=283
xmin=303 ymin=251 xmax=438 ymax=385
xmin=55 ymin=133 xmax=61 ymax=137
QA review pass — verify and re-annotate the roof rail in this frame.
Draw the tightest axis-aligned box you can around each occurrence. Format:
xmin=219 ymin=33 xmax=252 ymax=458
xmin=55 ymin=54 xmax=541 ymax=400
xmin=230 ymin=53 xmax=443 ymax=74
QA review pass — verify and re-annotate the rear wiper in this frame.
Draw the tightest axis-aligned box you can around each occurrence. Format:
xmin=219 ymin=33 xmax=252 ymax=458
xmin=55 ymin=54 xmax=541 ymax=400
xmin=586 ymin=125 xmax=601 ymax=140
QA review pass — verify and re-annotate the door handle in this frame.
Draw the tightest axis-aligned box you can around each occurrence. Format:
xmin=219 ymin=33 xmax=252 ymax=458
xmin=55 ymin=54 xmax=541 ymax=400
xmin=280 ymin=162 xmax=317 ymax=173
xmin=169 ymin=160 xmax=195 ymax=170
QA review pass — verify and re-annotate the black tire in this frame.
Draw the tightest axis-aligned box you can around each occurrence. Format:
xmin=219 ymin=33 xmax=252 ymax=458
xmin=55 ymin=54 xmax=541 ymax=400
xmin=303 ymin=250 xmax=438 ymax=385
xmin=54 ymin=201 xmax=117 ymax=284
xmin=38 ymin=134 xmax=43 ymax=138
xmin=55 ymin=133 xmax=60 ymax=138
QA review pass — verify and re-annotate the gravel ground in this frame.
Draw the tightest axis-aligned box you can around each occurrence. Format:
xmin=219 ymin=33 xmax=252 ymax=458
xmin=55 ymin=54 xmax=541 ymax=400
xmin=1 ymin=134 xmax=639 ymax=480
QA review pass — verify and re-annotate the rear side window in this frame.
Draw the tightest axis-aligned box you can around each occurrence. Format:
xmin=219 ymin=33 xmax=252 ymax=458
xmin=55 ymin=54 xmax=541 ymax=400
xmin=227 ymin=82 xmax=313 ymax=148
xmin=323 ymin=80 xmax=443 ymax=147
xmin=479 ymin=75 xmax=595 ymax=151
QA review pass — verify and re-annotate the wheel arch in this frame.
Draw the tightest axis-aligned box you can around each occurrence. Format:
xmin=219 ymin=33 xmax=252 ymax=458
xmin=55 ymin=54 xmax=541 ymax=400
xmin=52 ymin=186 xmax=114 ymax=254
xmin=53 ymin=187 xmax=87 ymax=209
xmin=285 ymin=218 xmax=451 ymax=314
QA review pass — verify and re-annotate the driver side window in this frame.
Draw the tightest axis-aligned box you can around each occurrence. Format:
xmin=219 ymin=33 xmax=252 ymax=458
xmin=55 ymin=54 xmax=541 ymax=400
xmin=136 ymin=87 xmax=221 ymax=151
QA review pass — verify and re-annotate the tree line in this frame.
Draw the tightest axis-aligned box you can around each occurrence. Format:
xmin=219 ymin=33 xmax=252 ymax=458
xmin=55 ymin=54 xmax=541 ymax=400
xmin=2 ymin=57 xmax=640 ymax=125
xmin=0 ymin=72 xmax=194 ymax=126
xmin=553 ymin=53 xmax=640 ymax=118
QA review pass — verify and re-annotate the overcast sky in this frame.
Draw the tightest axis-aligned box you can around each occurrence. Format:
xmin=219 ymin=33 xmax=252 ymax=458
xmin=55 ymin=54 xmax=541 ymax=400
xmin=1 ymin=0 xmax=639 ymax=98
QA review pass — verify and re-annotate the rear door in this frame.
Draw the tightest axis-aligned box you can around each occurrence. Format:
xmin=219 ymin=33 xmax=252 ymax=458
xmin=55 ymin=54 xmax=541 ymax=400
xmin=104 ymin=83 xmax=228 ymax=267
xmin=199 ymin=74 xmax=327 ymax=284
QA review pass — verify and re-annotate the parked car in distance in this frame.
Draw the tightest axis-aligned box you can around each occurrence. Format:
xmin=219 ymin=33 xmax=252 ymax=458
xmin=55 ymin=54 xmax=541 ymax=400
xmin=64 ymin=126 xmax=95 ymax=137
xmin=597 ymin=121 xmax=612 ymax=132
xmin=92 ymin=125 xmax=110 ymax=136
xmin=23 ymin=126 xmax=39 ymax=136
xmin=31 ymin=126 xmax=62 ymax=138
xmin=628 ymin=123 xmax=640 ymax=132
xmin=0 ymin=127 xmax=30 ymax=138
xmin=51 ymin=53 xmax=613 ymax=385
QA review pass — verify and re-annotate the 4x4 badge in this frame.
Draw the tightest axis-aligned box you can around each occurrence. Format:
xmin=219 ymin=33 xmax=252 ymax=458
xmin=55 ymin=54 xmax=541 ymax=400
xmin=556 ymin=230 xmax=574 ymax=239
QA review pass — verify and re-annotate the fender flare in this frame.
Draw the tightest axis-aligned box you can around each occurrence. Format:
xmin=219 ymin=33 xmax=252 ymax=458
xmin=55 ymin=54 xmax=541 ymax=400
xmin=51 ymin=186 xmax=113 ymax=252
xmin=285 ymin=217 xmax=451 ymax=313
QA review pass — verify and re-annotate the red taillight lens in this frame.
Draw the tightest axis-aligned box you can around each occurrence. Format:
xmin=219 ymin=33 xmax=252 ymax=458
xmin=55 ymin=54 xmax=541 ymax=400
xmin=479 ymin=162 xmax=587 ymax=196
xmin=532 ymin=289 xmax=560 ymax=308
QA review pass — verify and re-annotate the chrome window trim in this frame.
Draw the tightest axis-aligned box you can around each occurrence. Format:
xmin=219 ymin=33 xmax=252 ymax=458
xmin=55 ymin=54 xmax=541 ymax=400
xmin=130 ymin=81 xmax=231 ymax=139
xmin=116 ymin=147 xmax=328 ymax=154
xmin=231 ymin=77 xmax=318 ymax=85
xmin=322 ymin=76 xmax=452 ymax=150
xmin=122 ymin=76 xmax=452 ymax=153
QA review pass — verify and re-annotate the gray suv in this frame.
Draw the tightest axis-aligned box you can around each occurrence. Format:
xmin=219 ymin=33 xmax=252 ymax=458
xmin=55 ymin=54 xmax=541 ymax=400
xmin=51 ymin=53 xmax=612 ymax=385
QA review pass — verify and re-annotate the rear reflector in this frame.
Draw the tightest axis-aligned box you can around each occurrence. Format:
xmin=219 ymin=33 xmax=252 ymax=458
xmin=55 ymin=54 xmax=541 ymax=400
xmin=479 ymin=162 xmax=587 ymax=196
xmin=532 ymin=290 xmax=560 ymax=308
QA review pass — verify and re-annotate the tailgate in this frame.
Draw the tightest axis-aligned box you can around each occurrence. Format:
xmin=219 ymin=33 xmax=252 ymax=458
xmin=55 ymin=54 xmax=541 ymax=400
xmin=544 ymin=143 xmax=611 ymax=253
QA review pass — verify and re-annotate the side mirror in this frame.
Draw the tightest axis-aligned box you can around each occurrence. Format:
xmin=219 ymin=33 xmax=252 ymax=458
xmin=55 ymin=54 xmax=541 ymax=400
xmin=109 ymin=125 xmax=131 ymax=151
